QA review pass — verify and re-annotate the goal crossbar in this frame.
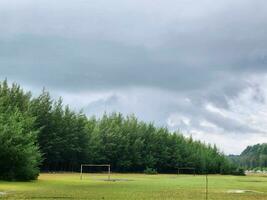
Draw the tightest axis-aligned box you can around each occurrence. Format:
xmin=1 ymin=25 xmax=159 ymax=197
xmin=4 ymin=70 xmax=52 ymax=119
xmin=80 ymin=164 xmax=111 ymax=180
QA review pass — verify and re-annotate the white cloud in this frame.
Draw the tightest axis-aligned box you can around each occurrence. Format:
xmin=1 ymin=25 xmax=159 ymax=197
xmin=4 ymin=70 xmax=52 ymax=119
xmin=167 ymin=114 xmax=191 ymax=127
xmin=187 ymin=129 xmax=266 ymax=155
xmin=199 ymin=120 xmax=218 ymax=129
xmin=165 ymin=74 xmax=267 ymax=154
xmin=205 ymin=103 xmax=229 ymax=118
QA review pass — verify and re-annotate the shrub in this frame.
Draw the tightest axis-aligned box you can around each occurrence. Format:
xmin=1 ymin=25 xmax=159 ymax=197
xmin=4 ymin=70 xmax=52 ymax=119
xmin=144 ymin=167 xmax=157 ymax=175
xmin=232 ymin=168 xmax=245 ymax=176
xmin=0 ymin=111 xmax=41 ymax=181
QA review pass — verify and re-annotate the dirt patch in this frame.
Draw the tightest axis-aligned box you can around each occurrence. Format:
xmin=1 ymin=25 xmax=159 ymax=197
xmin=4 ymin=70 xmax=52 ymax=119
xmin=96 ymin=178 xmax=134 ymax=182
xmin=0 ymin=192 xmax=6 ymax=196
xmin=239 ymin=180 xmax=267 ymax=183
xmin=31 ymin=197 xmax=73 ymax=199
xmin=227 ymin=189 xmax=263 ymax=194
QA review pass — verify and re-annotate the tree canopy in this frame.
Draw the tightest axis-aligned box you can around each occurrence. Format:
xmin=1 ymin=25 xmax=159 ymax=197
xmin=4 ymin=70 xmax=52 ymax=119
xmin=0 ymin=80 xmax=240 ymax=180
xmin=231 ymin=143 xmax=267 ymax=169
xmin=0 ymin=80 xmax=41 ymax=180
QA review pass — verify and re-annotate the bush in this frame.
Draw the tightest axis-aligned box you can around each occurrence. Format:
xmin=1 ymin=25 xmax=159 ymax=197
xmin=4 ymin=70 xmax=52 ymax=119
xmin=232 ymin=168 xmax=245 ymax=176
xmin=144 ymin=167 xmax=157 ymax=175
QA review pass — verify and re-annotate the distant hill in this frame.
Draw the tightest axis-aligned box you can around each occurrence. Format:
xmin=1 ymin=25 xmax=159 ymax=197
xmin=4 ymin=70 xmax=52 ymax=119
xmin=229 ymin=143 xmax=267 ymax=169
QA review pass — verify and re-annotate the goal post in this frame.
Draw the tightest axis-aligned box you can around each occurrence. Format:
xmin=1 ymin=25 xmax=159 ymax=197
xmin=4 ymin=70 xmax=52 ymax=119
xmin=80 ymin=164 xmax=111 ymax=180
xmin=177 ymin=167 xmax=196 ymax=176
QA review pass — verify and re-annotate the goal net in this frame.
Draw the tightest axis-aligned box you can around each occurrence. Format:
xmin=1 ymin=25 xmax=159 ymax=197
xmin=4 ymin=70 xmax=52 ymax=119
xmin=80 ymin=164 xmax=111 ymax=180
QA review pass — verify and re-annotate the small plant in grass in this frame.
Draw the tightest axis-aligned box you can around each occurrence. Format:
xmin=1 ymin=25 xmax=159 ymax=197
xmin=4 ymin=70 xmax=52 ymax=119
xmin=232 ymin=168 xmax=245 ymax=176
xmin=144 ymin=167 xmax=157 ymax=175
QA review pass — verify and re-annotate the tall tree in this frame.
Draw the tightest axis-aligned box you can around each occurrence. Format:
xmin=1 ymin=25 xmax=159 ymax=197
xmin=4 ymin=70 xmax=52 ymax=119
xmin=0 ymin=80 xmax=41 ymax=180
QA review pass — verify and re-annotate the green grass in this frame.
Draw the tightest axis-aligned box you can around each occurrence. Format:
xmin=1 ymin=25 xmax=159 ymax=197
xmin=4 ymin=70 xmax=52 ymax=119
xmin=0 ymin=173 xmax=267 ymax=199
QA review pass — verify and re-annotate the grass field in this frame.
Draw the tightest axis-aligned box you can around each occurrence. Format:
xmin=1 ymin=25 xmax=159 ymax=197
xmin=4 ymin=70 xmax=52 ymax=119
xmin=0 ymin=173 xmax=267 ymax=200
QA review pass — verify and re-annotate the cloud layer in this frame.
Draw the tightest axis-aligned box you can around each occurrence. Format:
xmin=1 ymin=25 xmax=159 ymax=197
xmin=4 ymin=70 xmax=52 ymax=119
xmin=1 ymin=0 xmax=267 ymax=154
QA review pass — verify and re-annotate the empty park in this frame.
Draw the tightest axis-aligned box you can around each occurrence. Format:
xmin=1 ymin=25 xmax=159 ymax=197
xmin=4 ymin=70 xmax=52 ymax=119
xmin=1 ymin=0 xmax=267 ymax=199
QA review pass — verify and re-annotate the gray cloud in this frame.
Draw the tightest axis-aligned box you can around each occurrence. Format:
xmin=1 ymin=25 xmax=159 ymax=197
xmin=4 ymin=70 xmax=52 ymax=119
xmin=1 ymin=0 xmax=267 ymax=91
xmin=1 ymin=0 xmax=267 ymax=153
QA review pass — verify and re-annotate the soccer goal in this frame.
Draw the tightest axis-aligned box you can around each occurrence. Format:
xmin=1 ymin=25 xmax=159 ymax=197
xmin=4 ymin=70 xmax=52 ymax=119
xmin=80 ymin=164 xmax=111 ymax=180
xmin=177 ymin=167 xmax=196 ymax=176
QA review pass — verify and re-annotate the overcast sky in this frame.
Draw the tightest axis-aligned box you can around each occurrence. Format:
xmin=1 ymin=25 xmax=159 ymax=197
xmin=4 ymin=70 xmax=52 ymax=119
xmin=1 ymin=0 xmax=267 ymax=154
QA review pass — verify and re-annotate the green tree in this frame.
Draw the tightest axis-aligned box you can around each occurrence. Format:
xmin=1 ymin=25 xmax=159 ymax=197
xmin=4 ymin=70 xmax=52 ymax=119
xmin=0 ymin=80 xmax=41 ymax=180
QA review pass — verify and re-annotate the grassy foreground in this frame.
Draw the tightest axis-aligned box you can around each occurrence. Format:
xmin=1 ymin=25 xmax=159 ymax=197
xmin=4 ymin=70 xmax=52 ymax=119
xmin=0 ymin=173 xmax=267 ymax=200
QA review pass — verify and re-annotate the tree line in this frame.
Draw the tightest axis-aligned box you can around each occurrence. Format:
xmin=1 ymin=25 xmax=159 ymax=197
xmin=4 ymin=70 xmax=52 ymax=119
xmin=230 ymin=143 xmax=267 ymax=169
xmin=0 ymin=80 xmax=240 ymax=180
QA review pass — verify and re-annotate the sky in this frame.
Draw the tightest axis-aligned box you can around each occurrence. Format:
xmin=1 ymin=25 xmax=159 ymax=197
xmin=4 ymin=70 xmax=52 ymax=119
xmin=1 ymin=0 xmax=267 ymax=154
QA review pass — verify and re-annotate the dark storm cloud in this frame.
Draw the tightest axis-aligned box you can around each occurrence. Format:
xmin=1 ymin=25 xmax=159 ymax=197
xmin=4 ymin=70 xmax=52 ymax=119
xmin=0 ymin=34 xmax=222 ymax=91
xmin=1 ymin=0 xmax=267 ymax=153
xmin=1 ymin=0 xmax=267 ymax=93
